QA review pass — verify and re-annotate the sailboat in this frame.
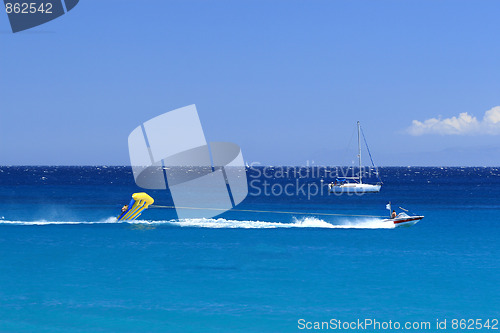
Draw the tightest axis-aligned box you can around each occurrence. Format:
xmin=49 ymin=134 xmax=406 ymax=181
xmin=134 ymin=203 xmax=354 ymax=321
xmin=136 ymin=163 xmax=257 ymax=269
xmin=328 ymin=121 xmax=382 ymax=193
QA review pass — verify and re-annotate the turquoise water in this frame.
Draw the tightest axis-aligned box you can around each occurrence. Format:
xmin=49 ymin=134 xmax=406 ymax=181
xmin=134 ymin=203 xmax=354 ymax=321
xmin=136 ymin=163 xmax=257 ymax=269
xmin=0 ymin=166 xmax=499 ymax=332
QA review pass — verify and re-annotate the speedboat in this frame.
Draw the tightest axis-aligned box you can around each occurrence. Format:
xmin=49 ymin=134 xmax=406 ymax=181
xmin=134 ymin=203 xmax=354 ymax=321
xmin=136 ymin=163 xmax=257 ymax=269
xmin=383 ymin=212 xmax=424 ymax=227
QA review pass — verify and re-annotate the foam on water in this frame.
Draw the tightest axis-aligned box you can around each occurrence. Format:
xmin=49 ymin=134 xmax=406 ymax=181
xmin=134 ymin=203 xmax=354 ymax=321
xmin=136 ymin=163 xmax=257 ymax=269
xmin=158 ymin=217 xmax=335 ymax=229
xmin=158 ymin=216 xmax=394 ymax=229
xmin=0 ymin=216 xmax=394 ymax=229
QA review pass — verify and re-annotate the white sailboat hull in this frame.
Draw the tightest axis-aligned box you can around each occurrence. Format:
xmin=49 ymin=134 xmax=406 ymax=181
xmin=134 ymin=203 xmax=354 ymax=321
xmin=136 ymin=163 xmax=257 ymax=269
xmin=330 ymin=183 xmax=381 ymax=193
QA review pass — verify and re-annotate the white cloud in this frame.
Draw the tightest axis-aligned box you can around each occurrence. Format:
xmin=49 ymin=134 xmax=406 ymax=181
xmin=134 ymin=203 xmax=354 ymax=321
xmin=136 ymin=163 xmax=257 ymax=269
xmin=407 ymin=106 xmax=500 ymax=135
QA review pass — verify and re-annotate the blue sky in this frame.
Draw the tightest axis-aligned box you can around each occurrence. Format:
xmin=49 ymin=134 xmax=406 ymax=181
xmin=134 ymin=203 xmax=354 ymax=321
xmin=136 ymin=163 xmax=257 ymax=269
xmin=1 ymin=0 xmax=499 ymax=166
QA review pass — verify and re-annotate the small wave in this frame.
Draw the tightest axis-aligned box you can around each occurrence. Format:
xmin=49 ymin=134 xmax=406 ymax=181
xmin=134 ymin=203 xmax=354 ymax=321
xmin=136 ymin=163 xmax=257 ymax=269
xmin=0 ymin=217 xmax=394 ymax=229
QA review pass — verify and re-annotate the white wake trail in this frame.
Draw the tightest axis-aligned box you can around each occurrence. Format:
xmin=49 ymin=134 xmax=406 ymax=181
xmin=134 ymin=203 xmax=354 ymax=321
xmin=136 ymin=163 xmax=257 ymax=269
xmin=140 ymin=216 xmax=394 ymax=229
xmin=0 ymin=217 xmax=394 ymax=229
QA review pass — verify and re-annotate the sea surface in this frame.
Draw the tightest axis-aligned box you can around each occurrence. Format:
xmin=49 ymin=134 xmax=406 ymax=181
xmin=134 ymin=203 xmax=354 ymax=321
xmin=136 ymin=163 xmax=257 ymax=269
xmin=0 ymin=166 xmax=499 ymax=332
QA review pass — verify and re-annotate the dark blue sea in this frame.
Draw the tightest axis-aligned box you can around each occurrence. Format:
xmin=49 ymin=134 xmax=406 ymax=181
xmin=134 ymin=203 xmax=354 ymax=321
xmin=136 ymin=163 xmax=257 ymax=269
xmin=0 ymin=166 xmax=499 ymax=332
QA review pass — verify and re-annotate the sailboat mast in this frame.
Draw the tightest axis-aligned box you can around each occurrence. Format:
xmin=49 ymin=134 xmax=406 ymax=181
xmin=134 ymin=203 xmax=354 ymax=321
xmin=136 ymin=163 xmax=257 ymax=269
xmin=357 ymin=121 xmax=362 ymax=184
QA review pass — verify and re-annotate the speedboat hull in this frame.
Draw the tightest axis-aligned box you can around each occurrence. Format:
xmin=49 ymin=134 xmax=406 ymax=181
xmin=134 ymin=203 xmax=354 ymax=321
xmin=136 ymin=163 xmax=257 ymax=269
xmin=383 ymin=214 xmax=424 ymax=227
